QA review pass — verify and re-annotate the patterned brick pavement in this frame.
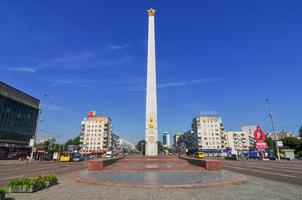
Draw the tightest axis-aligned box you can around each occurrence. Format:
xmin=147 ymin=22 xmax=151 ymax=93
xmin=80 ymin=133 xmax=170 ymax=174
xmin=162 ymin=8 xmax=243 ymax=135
xmin=6 ymin=174 xmax=302 ymax=200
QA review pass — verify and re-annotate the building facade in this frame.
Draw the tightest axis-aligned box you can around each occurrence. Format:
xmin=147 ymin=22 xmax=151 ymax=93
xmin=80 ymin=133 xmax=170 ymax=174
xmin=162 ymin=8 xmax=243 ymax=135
xmin=111 ymin=133 xmax=120 ymax=150
xmin=80 ymin=112 xmax=112 ymax=154
xmin=162 ymin=131 xmax=170 ymax=147
xmin=173 ymin=133 xmax=182 ymax=147
xmin=241 ymin=125 xmax=257 ymax=149
xmin=118 ymin=138 xmax=135 ymax=151
xmin=224 ymin=131 xmax=249 ymax=154
xmin=192 ymin=115 xmax=224 ymax=150
xmin=0 ymin=81 xmax=40 ymax=159
xmin=267 ymin=130 xmax=301 ymax=140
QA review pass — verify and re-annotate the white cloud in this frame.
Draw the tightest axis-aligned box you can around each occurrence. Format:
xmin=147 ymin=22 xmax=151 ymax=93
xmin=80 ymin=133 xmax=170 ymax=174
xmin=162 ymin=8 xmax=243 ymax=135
xmin=48 ymin=78 xmax=97 ymax=88
xmin=3 ymin=44 xmax=131 ymax=73
xmin=43 ymin=104 xmax=63 ymax=111
xmin=6 ymin=67 xmax=37 ymax=73
xmin=157 ymin=79 xmax=218 ymax=89
xmin=127 ymin=78 xmax=221 ymax=91
xmin=108 ymin=44 xmax=130 ymax=50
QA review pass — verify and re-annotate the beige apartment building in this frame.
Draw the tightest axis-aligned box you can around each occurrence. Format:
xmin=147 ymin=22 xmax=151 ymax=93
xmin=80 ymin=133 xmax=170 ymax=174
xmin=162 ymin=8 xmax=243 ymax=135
xmin=241 ymin=125 xmax=257 ymax=149
xmin=80 ymin=113 xmax=112 ymax=154
xmin=179 ymin=116 xmax=224 ymax=152
xmin=224 ymin=131 xmax=249 ymax=154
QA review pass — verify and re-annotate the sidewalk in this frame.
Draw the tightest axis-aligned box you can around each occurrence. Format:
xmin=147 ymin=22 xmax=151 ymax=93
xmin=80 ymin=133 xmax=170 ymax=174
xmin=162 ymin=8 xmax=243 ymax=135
xmin=6 ymin=173 xmax=302 ymax=200
xmin=0 ymin=160 xmax=55 ymax=166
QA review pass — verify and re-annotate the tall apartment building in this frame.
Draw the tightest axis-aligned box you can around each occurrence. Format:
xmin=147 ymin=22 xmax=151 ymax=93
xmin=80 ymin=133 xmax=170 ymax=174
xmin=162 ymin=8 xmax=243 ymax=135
xmin=118 ymin=138 xmax=135 ymax=151
xmin=162 ymin=131 xmax=170 ymax=147
xmin=242 ymin=125 xmax=257 ymax=149
xmin=173 ymin=133 xmax=182 ymax=147
xmin=80 ymin=112 xmax=112 ymax=154
xmin=178 ymin=130 xmax=195 ymax=148
xmin=178 ymin=115 xmax=224 ymax=152
xmin=224 ymin=131 xmax=249 ymax=154
xmin=192 ymin=115 xmax=224 ymax=150
xmin=111 ymin=133 xmax=120 ymax=150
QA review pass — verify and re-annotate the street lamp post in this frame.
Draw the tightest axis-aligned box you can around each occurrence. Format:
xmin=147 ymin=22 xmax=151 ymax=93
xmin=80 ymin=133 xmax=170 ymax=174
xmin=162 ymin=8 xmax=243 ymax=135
xmin=265 ymin=99 xmax=281 ymax=162
xmin=29 ymin=95 xmax=55 ymax=162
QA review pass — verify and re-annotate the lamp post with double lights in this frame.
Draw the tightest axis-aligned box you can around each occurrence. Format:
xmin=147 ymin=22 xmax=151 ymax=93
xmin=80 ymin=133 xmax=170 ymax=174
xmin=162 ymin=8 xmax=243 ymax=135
xmin=265 ymin=99 xmax=281 ymax=162
xmin=29 ymin=95 xmax=55 ymax=162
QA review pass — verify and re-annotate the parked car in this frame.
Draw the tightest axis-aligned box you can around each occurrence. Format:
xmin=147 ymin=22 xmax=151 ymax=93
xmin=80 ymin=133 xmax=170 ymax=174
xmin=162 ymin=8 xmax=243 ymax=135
xmin=105 ymin=151 xmax=114 ymax=158
xmin=60 ymin=153 xmax=71 ymax=162
xmin=225 ymin=154 xmax=239 ymax=160
xmin=71 ymin=153 xmax=84 ymax=162
xmin=194 ymin=152 xmax=205 ymax=159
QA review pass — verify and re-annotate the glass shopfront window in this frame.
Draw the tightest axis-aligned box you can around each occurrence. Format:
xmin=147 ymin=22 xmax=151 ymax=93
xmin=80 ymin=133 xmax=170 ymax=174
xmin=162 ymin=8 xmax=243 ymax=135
xmin=0 ymin=95 xmax=39 ymax=142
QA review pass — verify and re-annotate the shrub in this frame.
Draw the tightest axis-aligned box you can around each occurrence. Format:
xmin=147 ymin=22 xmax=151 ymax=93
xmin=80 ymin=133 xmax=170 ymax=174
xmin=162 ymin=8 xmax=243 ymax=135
xmin=0 ymin=188 xmax=6 ymax=194
xmin=296 ymin=151 xmax=302 ymax=158
xmin=9 ymin=174 xmax=58 ymax=187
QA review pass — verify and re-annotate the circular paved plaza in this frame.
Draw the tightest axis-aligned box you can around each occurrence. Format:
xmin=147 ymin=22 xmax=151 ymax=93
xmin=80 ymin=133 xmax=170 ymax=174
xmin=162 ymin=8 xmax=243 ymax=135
xmin=70 ymin=157 xmax=245 ymax=188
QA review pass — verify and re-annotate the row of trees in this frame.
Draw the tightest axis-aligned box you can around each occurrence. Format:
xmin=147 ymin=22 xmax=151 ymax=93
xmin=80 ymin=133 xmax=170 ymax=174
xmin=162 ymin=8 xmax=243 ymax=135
xmin=266 ymin=126 xmax=302 ymax=157
xmin=136 ymin=140 xmax=164 ymax=155
xmin=38 ymin=135 xmax=81 ymax=152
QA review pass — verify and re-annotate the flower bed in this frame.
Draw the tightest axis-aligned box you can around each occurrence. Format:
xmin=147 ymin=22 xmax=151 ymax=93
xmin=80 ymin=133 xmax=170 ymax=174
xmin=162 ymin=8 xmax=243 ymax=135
xmin=9 ymin=174 xmax=58 ymax=193
xmin=0 ymin=188 xmax=6 ymax=200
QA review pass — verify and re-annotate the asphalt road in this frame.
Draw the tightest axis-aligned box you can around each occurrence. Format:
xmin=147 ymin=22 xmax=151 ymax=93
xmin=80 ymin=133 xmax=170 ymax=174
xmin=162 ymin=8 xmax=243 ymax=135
xmin=0 ymin=161 xmax=87 ymax=186
xmin=222 ymin=159 xmax=302 ymax=186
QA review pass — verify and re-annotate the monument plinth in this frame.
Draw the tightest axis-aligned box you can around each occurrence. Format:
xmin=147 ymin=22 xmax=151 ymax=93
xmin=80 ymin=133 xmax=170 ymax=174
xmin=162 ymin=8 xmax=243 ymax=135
xmin=145 ymin=8 xmax=158 ymax=156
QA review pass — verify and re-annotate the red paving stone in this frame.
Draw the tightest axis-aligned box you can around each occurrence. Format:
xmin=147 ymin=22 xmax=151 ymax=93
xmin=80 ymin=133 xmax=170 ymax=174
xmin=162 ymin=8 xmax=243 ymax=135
xmin=103 ymin=157 xmax=203 ymax=172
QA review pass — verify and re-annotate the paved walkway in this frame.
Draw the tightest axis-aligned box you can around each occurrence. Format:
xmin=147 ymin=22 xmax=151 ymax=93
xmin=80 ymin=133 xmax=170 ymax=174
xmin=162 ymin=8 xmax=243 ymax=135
xmin=5 ymin=157 xmax=302 ymax=199
xmin=6 ymin=173 xmax=302 ymax=200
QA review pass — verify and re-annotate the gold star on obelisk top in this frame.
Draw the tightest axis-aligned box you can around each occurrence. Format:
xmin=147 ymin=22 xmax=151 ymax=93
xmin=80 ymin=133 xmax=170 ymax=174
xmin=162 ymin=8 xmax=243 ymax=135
xmin=148 ymin=8 xmax=155 ymax=16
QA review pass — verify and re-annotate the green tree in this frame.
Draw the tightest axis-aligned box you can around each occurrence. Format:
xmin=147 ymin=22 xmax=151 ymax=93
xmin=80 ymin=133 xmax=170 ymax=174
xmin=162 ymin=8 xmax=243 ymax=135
xmin=72 ymin=136 xmax=80 ymax=145
xmin=281 ymin=137 xmax=302 ymax=152
xmin=299 ymin=126 xmax=302 ymax=138
xmin=42 ymin=141 xmax=50 ymax=151
xmin=266 ymin=137 xmax=276 ymax=151
xmin=157 ymin=141 xmax=163 ymax=154
xmin=136 ymin=140 xmax=146 ymax=155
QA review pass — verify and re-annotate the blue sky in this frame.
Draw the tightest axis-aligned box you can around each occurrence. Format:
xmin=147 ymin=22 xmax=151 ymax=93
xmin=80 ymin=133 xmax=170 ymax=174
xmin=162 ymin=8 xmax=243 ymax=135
xmin=1 ymin=1 xmax=302 ymax=144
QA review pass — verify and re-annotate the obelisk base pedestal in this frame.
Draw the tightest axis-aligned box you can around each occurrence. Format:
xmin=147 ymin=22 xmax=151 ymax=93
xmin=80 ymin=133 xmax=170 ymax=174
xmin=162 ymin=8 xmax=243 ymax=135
xmin=145 ymin=143 xmax=158 ymax=156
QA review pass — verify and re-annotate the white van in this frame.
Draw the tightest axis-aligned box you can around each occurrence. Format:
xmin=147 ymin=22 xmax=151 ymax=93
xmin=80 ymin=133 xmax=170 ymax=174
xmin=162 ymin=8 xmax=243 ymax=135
xmin=105 ymin=151 xmax=114 ymax=158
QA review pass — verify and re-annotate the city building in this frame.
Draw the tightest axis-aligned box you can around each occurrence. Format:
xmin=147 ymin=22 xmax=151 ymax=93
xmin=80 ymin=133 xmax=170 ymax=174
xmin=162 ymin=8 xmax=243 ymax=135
xmin=39 ymin=137 xmax=56 ymax=145
xmin=111 ymin=133 xmax=120 ymax=150
xmin=0 ymin=81 xmax=40 ymax=159
xmin=162 ymin=131 xmax=170 ymax=147
xmin=267 ymin=130 xmax=301 ymax=140
xmin=242 ymin=125 xmax=257 ymax=149
xmin=224 ymin=131 xmax=249 ymax=154
xmin=178 ymin=115 xmax=224 ymax=155
xmin=80 ymin=111 xmax=112 ymax=155
xmin=173 ymin=133 xmax=182 ymax=147
xmin=192 ymin=115 xmax=224 ymax=150
xmin=178 ymin=130 xmax=195 ymax=149
xmin=118 ymin=138 xmax=135 ymax=151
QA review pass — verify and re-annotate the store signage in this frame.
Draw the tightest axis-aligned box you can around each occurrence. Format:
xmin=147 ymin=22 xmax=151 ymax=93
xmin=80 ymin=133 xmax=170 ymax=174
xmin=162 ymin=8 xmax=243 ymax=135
xmin=29 ymin=139 xmax=34 ymax=147
xmin=277 ymin=141 xmax=283 ymax=147
xmin=88 ymin=111 xmax=96 ymax=117
xmin=254 ymin=125 xmax=268 ymax=149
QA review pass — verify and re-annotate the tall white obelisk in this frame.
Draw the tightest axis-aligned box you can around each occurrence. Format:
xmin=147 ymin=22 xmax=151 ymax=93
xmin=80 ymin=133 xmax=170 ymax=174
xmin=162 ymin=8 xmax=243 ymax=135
xmin=145 ymin=8 xmax=158 ymax=156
